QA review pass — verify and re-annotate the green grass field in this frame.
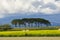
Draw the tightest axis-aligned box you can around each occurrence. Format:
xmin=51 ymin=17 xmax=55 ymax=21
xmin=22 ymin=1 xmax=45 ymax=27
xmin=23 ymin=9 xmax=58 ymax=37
xmin=0 ymin=30 xmax=60 ymax=37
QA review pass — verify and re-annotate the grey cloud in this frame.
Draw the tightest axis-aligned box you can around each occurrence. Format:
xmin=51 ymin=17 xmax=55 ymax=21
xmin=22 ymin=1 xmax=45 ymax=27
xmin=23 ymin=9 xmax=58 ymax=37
xmin=32 ymin=0 xmax=57 ymax=10
xmin=41 ymin=3 xmax=57 ymax=10
xmin=46 ymin=3 xmax=57 ymax=10
xmin=55 ymin=0 xmax=60 ymax=1
xmin=32 ymin=0 xmax=44 ymax=8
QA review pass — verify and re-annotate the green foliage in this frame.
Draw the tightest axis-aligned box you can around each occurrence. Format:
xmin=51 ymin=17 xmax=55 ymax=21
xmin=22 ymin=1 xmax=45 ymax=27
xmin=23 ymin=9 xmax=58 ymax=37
xmin=11 ymin=18 xmax=51 ymax=28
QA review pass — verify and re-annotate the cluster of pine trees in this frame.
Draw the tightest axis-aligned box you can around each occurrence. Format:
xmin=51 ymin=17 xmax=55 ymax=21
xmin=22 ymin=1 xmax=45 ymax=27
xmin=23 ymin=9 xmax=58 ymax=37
xmin=11 ymin=18 xmax=51 ymax=28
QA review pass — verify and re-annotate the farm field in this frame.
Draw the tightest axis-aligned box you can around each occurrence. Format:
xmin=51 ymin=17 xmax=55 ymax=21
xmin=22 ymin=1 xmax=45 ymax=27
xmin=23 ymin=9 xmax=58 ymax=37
xmin=0 ymin=30 xmax=60 ymax=37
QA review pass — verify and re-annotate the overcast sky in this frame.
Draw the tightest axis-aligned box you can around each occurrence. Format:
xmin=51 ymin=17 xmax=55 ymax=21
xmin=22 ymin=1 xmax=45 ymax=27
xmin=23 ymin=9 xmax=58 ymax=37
xmin=0 ymin=0 xmax=60 ymax=18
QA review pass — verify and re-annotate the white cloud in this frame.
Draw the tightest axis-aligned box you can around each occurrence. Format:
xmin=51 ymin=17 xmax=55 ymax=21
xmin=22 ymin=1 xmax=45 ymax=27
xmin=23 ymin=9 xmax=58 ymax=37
xmin=41 ymin=8 xmax=54 ymax=14
xmin=0 ymin=0 xmax=60 ymax=18
xmin=43 ymin=0 xmax=55 ymax=4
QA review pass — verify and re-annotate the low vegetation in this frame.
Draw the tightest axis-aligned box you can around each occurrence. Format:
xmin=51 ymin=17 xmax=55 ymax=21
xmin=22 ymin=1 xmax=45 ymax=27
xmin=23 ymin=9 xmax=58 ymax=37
xmin=0 ymin=30 xmax=60 ymax=37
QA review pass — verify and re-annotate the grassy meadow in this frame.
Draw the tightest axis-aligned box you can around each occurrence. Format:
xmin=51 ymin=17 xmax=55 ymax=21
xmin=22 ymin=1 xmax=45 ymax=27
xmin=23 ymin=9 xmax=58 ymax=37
xmin=0 ymin=30 xmax=60 ymax=37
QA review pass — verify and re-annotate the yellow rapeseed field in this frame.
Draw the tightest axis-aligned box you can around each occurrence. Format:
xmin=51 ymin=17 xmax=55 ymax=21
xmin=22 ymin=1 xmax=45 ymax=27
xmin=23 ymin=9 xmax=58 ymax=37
xmin=0 ymin=30 xmax=60 ymax=37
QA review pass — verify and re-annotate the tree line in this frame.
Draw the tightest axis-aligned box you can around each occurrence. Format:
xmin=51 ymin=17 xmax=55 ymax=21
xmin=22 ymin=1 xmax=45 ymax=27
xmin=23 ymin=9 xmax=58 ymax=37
xmin=0 ymin=18 xmax=51 ymax=31
xmin=0 ymin=24 xmax=12 ymax=31
xmin=11 ymin=18 xmax=51 ymax=28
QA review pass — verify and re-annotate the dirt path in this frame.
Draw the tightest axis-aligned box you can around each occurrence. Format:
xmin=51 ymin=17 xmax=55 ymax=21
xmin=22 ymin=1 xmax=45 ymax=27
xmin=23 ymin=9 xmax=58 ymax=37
xmin=0 ymin=37 xmax=60 ymax=40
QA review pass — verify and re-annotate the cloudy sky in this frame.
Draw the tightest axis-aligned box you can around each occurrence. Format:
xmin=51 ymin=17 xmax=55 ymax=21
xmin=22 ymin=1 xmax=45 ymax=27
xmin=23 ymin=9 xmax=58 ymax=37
xmin=0 ymin=0 xmax=60 ymax=25
xmin=0 ymin=0 xmax=60 ymax=17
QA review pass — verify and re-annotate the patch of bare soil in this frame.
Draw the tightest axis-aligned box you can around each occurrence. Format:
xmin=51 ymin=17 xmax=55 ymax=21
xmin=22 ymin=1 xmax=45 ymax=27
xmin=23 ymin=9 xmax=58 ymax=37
xmin=0 ymin=37 xmax=60 ymax=40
